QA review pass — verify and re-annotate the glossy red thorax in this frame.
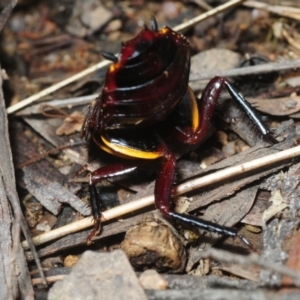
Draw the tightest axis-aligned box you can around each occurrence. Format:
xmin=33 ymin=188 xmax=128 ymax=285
xmin=97 ymin=26 xmax=190 ymax=131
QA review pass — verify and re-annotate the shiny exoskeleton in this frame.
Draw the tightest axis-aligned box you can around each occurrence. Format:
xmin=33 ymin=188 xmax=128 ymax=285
xmin=82 ymin=17 xmax=277 ymax=246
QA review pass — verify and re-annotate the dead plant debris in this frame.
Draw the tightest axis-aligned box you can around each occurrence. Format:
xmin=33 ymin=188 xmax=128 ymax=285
xmin=2 ymin=0 xmax=300 ymax=299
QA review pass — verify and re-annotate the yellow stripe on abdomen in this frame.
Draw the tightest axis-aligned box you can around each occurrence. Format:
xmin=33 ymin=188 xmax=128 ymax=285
xmin=100 ymin=135 xmax=161 ymax=160
xmin=186 ymin=86 xmax=200 ymax=132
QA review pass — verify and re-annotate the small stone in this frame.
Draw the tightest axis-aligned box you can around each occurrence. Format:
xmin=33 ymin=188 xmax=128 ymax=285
xmin=161 ymin=1 xmax=182 ymax=20
xmin=48 ymin=250 xmax=147 ymax=300
xmin=244 ymin=224 xmax=262 ymax=233
xmin=104 ymin=19 xmax=122 ymax=33
xmin=121 ymin=221 xmax=186 ymax=273
xmin=81 ymin=3 xmax=113 ymax=32
xmin=139 ymin=269 xmax=168 ymax=290
xmin=64 ymin=255 xmax=79 ymax=268
xmin=222 ymin=141 xmax=237 ymax=156
xmin=216 ymin=131 xmax=228 ymax=146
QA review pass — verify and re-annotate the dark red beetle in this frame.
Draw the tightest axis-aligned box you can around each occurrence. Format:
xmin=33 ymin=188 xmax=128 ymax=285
xmin=82 ymin=17 xmax=277 ymax=246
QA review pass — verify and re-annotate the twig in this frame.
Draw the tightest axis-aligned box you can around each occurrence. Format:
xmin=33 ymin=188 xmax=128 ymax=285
xmin=1 ymin=169 xmax=23 ymax=292
xmin=190 ymin=59 xmax=300 ymax=81
xmin=200 ymin=248 xmax=300 ymax=287
xmin=282 ymin=29 xmax=300 ymax=51
xmin=15 ymin=60 xmax=300 ymax=116
xmin=173 ymin=0 xmax=245 ymax=32
xmin=6 ymin=60 xmax=110 ymax=115
xmin=16 ymin=94 xmax=97 ymax=116
xmin=1 ymin=12 xmax=35 ymax=295
xmin=244 ymin=1 xmax=300 ymax=21
xmin=32 ymin=275 xmax=66 ymax=286
xmin=16 ymin=140 xmax=87 ymax=170
xmin=5 ymin=184 xmax=47 ymax=287
xmin=21 ymin=144 xmax=300 ymax=249
xmin=6 ymin=0 xmax=246 ymax=114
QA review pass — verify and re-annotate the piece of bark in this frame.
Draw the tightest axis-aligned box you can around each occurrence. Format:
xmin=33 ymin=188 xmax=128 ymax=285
xmin=186 ymin=184 xmax=259 ymax=272
xmin=203 ymin=184 xmax=258 ymax=232
xmin=247 ymin=96 xmax=300 ymax=117
xmin=12 ymin=124 xmax=90 ymax=216
xmin=260 ymin=162 xmax=300 ymax=286
xmin=0 ymin=39 xmax=34 ymax=300
xmin=281 ymin=228 xmax=300 ymax=287
xmin=241 ymin=190 xmax=270 ymax=227
xmin=220 ymin=100 xmax=269 ymax=147
xmin=48 ymin=250 xmax=147 ymax=300
xmin=218 ymin=262 xmax=261 ymax=282
xmin=161 ymin=274 xmax=259 ymax=290
xmin=0 ymin=178 xmax=18 ymax=299
xmin=23 ymin=116 xmax=87 ymax=166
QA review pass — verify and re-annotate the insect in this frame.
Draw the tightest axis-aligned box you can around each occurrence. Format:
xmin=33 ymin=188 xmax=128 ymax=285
xmin=82 ymin=17 xmax=277 ymax=246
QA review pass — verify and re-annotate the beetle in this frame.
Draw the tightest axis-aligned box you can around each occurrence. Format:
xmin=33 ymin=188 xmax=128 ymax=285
xmin=82 ymin=17 xmax=277 ymax=246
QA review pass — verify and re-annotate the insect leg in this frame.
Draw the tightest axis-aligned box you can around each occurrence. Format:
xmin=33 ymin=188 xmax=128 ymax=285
xmin=223 ymin=79 xmax=278 ymax=144
xmin=172 ymin=77 xmax=277 ymax=145
xmin=168 ymin=212 xmax=255 ymax=250
xmin=87 ymin=160 xmax=148 ymax=244
xmin=155 ymin=149 xmax=255 ymax=250
xmin=153 ymin=141 xmax=255 ymax=248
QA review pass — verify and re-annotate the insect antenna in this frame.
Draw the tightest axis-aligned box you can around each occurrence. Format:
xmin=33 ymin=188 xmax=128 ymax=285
xmin=151 ymin=15 xmax=158 ymax=32
xmin=101 ymin=51 xmax=118 ymax=63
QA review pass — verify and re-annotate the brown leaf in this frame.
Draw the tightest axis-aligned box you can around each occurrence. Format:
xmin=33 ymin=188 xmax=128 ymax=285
xmin=248 ymin=95 xmax=300 ymax=116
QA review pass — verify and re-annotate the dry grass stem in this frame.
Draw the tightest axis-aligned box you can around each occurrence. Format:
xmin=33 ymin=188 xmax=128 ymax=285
xmin=32 ymin=275 xmax=66 ymax=286
xmin=200 ymin=248 xmax=300 ymax=286
xmin=244 ymin=1 xmax=300 ymax=21
xmin=190 ymin=59 xmax=300 ymax=81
